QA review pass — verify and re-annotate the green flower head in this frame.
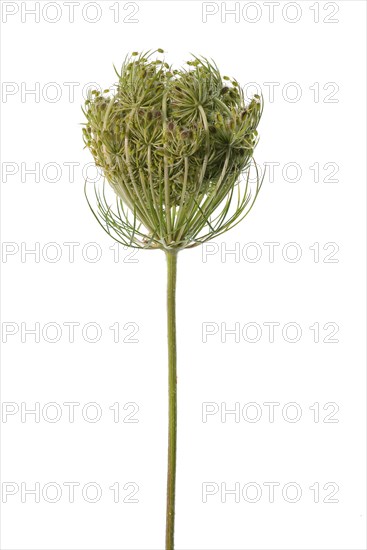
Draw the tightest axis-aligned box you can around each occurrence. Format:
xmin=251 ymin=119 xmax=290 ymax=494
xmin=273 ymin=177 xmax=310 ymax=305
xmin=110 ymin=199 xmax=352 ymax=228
xmin=82 ymin=49 xmax=263 ymax=250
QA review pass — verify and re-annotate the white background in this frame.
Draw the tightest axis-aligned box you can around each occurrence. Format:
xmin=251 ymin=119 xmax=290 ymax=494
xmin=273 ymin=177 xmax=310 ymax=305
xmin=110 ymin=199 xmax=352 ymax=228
xmin=1 ymin=1 xmax=366 ymax=549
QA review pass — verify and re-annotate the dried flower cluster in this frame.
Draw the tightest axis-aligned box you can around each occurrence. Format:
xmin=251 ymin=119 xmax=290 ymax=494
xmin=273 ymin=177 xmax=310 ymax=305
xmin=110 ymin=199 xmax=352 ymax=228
xmin=82 ymin=49 xmax=263 ymax=250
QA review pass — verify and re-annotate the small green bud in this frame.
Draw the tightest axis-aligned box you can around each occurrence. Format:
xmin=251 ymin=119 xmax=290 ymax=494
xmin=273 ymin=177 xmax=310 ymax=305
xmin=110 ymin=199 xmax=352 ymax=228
xmin=180 ymin=129 xmax=192 ymax=140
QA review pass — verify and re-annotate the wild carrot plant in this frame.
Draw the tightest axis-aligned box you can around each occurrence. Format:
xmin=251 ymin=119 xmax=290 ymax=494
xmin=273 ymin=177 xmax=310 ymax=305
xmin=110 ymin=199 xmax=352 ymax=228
xmin=82 ymin=49 xmax=263 ymax=550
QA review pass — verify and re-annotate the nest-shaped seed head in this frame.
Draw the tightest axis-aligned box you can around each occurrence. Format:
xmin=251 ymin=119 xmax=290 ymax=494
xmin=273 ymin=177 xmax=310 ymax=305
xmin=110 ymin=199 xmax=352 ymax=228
xmin=82 ymin=49 xmax=263 ymax=250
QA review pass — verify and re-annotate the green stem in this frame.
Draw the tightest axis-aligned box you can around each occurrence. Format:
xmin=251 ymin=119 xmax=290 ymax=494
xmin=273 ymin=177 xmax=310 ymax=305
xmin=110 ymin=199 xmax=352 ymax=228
xmin=165 ymin=250 xmax=178 ymax=550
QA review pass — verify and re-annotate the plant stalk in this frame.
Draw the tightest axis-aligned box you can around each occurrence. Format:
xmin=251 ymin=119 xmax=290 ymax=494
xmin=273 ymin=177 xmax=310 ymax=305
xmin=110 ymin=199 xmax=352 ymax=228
xmin=165 ymin=249 xmax=178 ymax=550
